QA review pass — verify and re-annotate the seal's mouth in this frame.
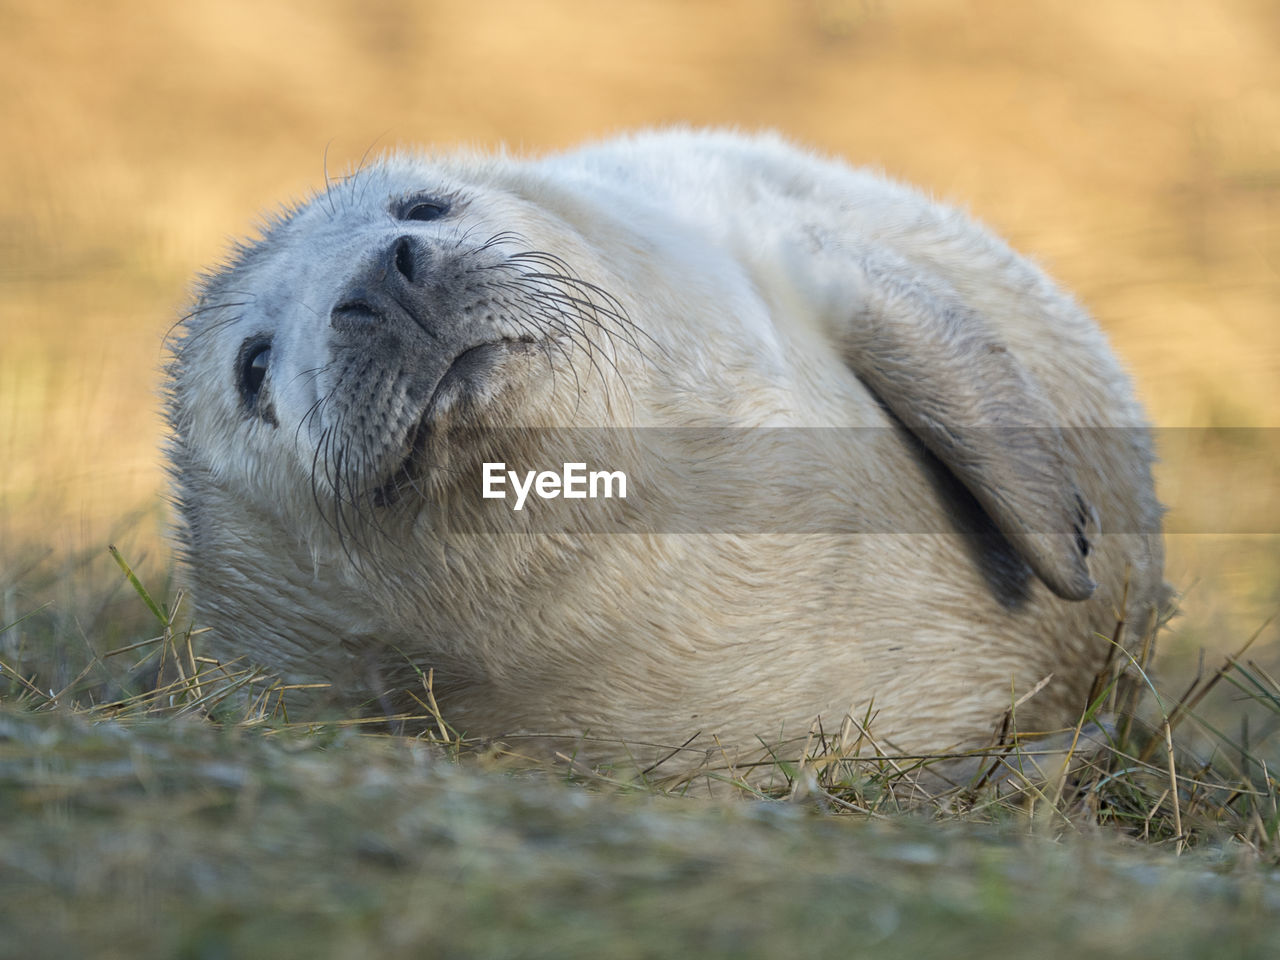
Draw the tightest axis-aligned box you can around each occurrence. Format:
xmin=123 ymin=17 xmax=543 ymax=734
xmin=372 ymin=338 xmax=535 ymax=507
xmin=426 ymin=341 xmax=522 ymax=413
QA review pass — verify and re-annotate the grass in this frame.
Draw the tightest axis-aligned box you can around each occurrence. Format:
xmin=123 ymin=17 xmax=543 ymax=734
xmin=4 ymin=707 xmax=1279 ymax=960
xmin=2 ymin=546 xmax=1279 ymax=958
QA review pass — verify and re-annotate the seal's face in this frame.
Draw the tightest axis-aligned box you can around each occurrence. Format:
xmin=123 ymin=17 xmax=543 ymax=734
xmin=170 ymin=158 xmax=642 ymax=540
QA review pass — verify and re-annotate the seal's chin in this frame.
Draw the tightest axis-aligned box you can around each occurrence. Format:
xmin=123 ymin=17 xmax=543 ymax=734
xmin=372 ymin=339 xmax=535 ymax=507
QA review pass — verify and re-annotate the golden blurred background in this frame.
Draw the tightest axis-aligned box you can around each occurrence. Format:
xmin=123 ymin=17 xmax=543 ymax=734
xmin=1 ymin=0 xmax=1277 ymax=668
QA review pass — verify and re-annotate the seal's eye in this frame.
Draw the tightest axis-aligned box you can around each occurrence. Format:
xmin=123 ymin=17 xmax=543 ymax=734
xmin=398 ymin=198 xmax=450 ymax=222
xmin=239 ymin=339 xmax=272 ymax=409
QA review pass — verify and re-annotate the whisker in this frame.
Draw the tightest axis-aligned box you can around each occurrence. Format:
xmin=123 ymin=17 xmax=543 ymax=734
xmin=322 ymin=138 xmax=338 ymax=218
xmin=249 ymin=229 xmax=656 ymax=565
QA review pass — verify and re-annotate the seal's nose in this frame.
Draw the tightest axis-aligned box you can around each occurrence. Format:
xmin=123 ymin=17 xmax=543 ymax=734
xmin=329 ymin=292 xmax=379 ymax=331
xmin=330 ymin=235 xmax=433 ymax=333
xmin=391 ymin=234 xmax=421 ymax=284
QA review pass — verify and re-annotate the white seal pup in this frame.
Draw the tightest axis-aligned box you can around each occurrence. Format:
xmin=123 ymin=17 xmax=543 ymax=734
xmin=167 ymin=129 xmax=1166 ymax=782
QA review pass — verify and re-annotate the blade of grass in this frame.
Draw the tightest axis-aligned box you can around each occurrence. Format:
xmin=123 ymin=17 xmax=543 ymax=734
xmin=108 ymin=544 xmax=168 ymax=627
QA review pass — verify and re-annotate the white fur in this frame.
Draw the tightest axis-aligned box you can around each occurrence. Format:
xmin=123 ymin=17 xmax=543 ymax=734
xmin=168 ymin=129 xmax=1166 ymax=782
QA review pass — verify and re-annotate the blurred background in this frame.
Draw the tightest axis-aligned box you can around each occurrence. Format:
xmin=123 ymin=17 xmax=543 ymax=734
xmin=1 ymin=0 xmax=1277 ymax=682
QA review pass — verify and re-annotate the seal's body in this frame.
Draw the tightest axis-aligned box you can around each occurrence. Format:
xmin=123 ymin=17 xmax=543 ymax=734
xmin=168 ymin=130 xmax=1165 ymax=780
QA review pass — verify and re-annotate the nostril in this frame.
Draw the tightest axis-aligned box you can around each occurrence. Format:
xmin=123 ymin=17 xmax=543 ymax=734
xmin=393 ymin=235 xmax=417 ymax=283
xmin=330 ymin=299 xmax=381 ymax=329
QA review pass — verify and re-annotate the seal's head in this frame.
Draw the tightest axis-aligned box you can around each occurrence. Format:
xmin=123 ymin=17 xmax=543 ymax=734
xmin=169 ymin=156 xmax=649 ymax=551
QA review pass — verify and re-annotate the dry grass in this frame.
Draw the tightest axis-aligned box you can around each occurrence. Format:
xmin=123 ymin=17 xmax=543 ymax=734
xmin=5 ymin=549 xmax=1277 ymax=862
xmin=6 ymin=705 xmax=1277 ymax=960
xmin=3 ymin=555 xmax=1280 ymax=956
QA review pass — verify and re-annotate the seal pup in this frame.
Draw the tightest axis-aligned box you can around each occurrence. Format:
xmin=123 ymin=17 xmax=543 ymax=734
xmin=166 ymin=129 xmax=1166 ymax=783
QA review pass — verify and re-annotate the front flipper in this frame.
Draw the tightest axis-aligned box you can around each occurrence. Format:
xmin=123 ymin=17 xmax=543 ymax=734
xmin=837 ymin=250 xmax=1096 ymax=601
